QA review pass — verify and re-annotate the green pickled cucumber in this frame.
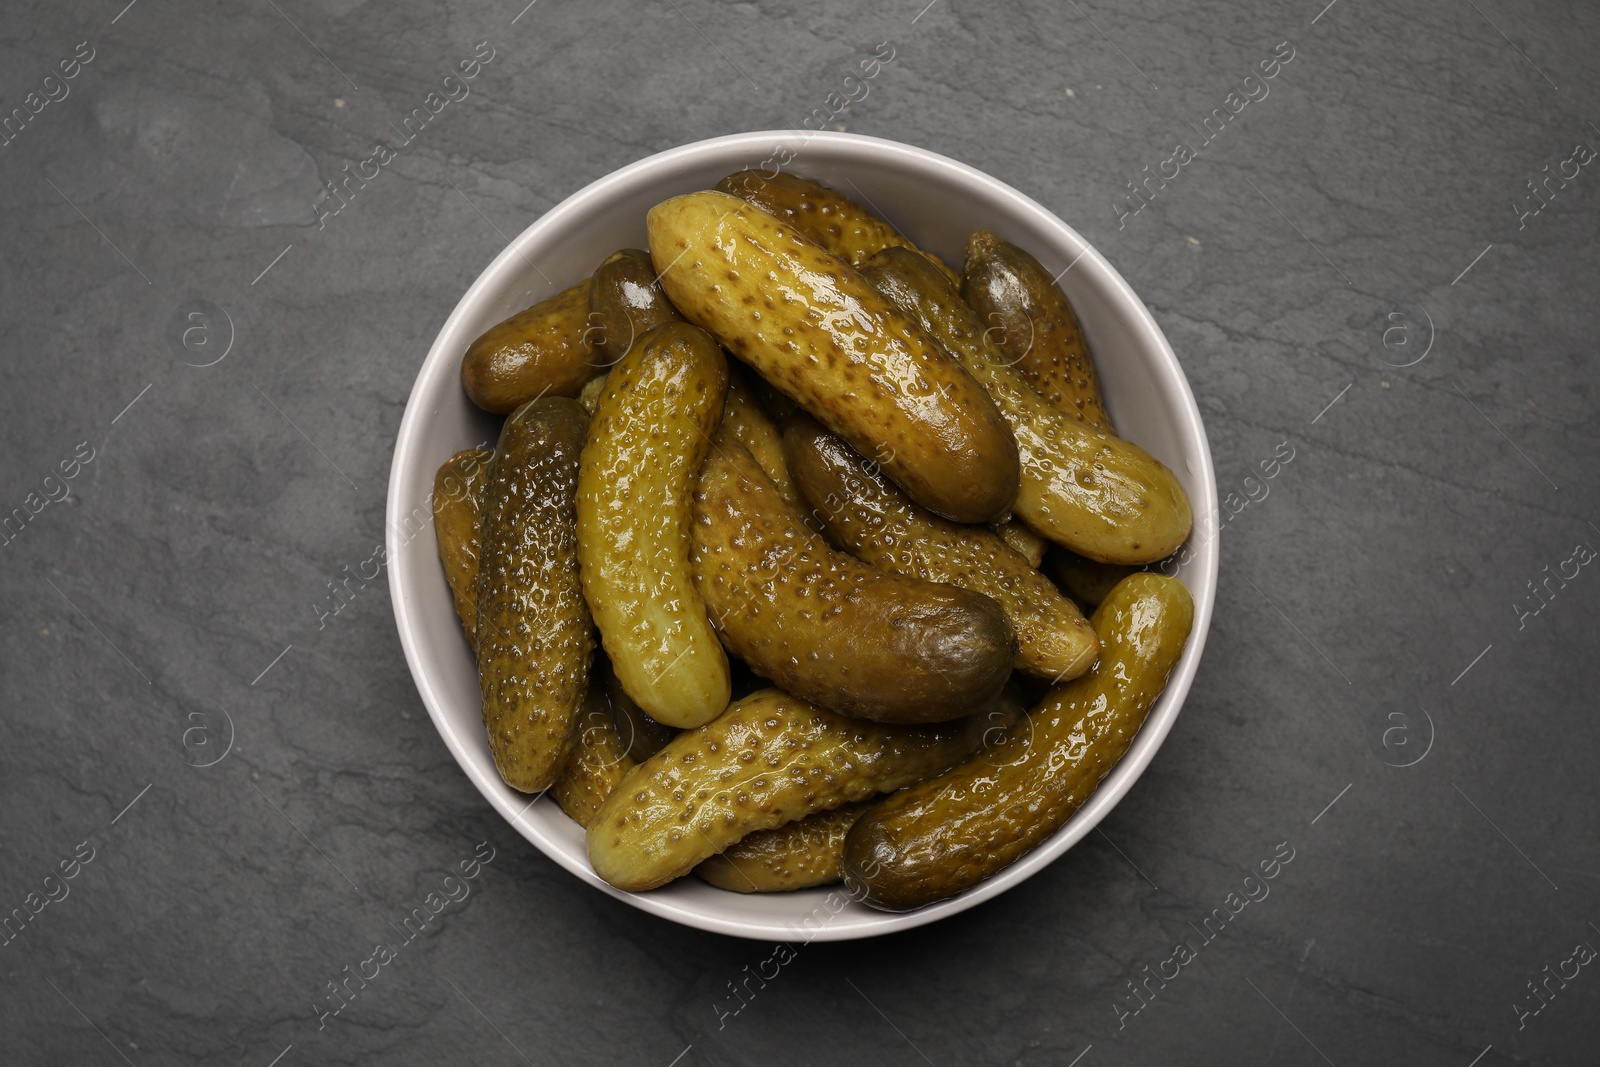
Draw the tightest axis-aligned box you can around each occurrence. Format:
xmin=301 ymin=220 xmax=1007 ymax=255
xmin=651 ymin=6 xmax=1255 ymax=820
xmin=576 ymin=322 xmax=731 ymax=729
xmin=462 ymin=281 xmax=598 ymax=414
xmin=785 ymin=416 xmax=1098 ymax=681
xmin=690 ymin=425 xmax=1016 ymax=724
xmin=695 ymin=802 xmax=871 ymax=893
xmin=587 ymin=688 xmax=1001 ymax=892
xmin=715 ymin=169 xmax=960 ymax=283
xmin=722 ymin=364 xmax=802 ymax=511
xmin=961 ymin=230 xmax=1112 ymax=432
xmin=553 ymin=675 xmax=637 ymax=829
xmin=648 ymin=190 xmax=1019 ymax=525
xmin=431 ymin=448 xmax=492 ymax=646
xmin=1049 ymin=548 xmax=1141 ymax=611
xmin=605 ymin=670 xmax=678 ymax=762
xmin=587 ymin=248 xmax=684 ymax=367
xmin=476 ymin=397 xmax=594 ymax=793
xmin=994 ymin=520 xmax=1047 ymax=568
xmin=863 ymin=246 xmax=1191 ymax=565
xmin=842 ymin=573 xmax=1193 ymax=911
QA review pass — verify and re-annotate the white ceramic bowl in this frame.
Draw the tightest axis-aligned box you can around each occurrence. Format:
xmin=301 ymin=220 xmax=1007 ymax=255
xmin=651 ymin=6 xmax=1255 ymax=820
xmin=388 ymin=131 xmax=1217 ymax=941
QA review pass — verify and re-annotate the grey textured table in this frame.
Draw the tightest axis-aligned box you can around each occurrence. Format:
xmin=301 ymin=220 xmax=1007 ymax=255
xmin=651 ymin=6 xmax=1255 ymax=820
xmin=3 ymin=1 xmax=1596 ymax=1064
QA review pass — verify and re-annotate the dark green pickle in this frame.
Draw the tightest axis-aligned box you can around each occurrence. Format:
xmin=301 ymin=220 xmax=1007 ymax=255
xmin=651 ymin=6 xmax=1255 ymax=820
xmin=842 ymin=573 xmax=1193 ymax=911
xmin=475 ymin=397 xmax=594 ymax=793
xmin=431 ymin=448 xmax=492 ymax=646
xmin=961 ymin=230 xmax=1113 ymax=432
xmin=586 ymin=248 xmax=684 ymax=367
xmin=1049 ymin=547 xmax=1141 ymax=611
xmin=864 ymin=246 xmax=1191 ymax=566
xmin=690 ymin=428 xmax=1016 ymax=725
xmin=462 ymin=282 xmax=597 ymax=413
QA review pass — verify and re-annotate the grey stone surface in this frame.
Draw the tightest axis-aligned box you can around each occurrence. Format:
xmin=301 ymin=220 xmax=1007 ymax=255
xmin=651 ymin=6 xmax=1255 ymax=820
xmin=1 ymin=1 xmax=1596 ymax=1064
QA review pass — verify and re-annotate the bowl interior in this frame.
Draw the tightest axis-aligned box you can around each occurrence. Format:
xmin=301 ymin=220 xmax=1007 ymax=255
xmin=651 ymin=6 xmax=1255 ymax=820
xmin=388 ymin=131 xmax=1217 ymax=941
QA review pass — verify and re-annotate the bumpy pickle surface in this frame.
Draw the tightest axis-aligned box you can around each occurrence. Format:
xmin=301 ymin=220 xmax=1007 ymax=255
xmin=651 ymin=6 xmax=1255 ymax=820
xmin=605 ymin=670 xmax=679 ymax=762
xmin=462 ymin=281 xmax=597 ymax=413
xmin=553 ymin=679 xmax=637 ymax=829
xmin=475 ymin=397 xmax=594 ymax=793
xmin=841 ymin=573 xmax=1194 ymax=911
xmin=689 ymin=427 xmax=1015 ymax=724
xmin=587 ymin=689 xmax=998 ymax=892
xmin=994 ymin=520 xmax=1047 ymax=568
xmin=647 ymin=190 xmax=1019 ymax=524
xmin=432 ymin=448 xmax=492 ymax=646
xmin=577 ymin=323 xmax=731 ymax=729
xmin=785 ymin=416 xmax=1097 ymax=681
xmin=721 ymin=364 xmax=802 ymax=511
xmin=695 ymin=802 xmax=871 ymax=893
xmin=863 ymin=247 xmax=1191 ymax=565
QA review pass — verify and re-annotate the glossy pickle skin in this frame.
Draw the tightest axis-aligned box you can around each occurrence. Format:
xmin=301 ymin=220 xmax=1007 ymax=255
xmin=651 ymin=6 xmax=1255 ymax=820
xmin=432 ymin=448 xmax=493 ymax=646
xmin=841 ymin=573 xmax=1194 ymax=912
xmin=722 ymin=364 xmax=803 ymax=510
xmin=961 ymin=230 xmax=1112 ymax=432
xmin=553 ymin=680 xmax=637 ymax=829
xmin=784 ymin=417 xmax=1098 ymax=682
xmin=587 ymin=248 xmax=685 ymax=367
xmin=576 ymin=323 xmax=731 ymax=729
xmin=462 ymin=281 xmax=598 ymax=414
xmin=715 ymin=169 xmax=961 ymax=284
xmin=647 ymin=190 xmax=1020 ymax=525
xmin=862 ymin=247 xmax=1191 ymax=565
xmin=586 ymin=689 xmax=1000 ymax=892
xmin=695 ymin=802 xmax=870 ymax=893
xmin=690 ymin=427 xmax=1016 ymax=724
xmin=692 ymin=685 xmax=1025 ymax=893
xmin=1049 ymin=548 xmax=1140 ymax=611
xmin=475 ymin=397 xmax=595 ymax=793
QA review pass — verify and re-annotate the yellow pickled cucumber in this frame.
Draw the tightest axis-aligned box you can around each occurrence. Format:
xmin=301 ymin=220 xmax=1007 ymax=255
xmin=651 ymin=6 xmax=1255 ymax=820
xmin=587 ymin=688 xmax=1000 ymax=892
xmin=647 ymin=189 xmax=1019 ymax=524
xmin=576 ymin=323 xmax=730 ymax=729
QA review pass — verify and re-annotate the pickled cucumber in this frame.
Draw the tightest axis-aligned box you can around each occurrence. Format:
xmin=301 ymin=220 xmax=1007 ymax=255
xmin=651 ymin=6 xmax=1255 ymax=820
xmin=691 ymin=427 xmax=1015 ymax=724
xmin=587 ymin=688 xmax=1000 ymax=892
xmin=648 ymin=190 xmax=1019 ymax=524
xmin=476 ymin=397 xmax=594 ymax=793
xmin=842 ymin=573 xmax=1193 ymax=911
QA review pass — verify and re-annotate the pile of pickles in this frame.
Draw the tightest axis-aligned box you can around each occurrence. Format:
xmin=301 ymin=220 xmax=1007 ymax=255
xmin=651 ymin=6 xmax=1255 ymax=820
xmin=433 ymin=171 xmax=1196 ymax=912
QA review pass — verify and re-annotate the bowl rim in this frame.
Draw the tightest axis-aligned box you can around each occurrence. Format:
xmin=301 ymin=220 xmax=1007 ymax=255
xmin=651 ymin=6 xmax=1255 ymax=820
xmin=387 ymin=129 xmax=1219 ymax=940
